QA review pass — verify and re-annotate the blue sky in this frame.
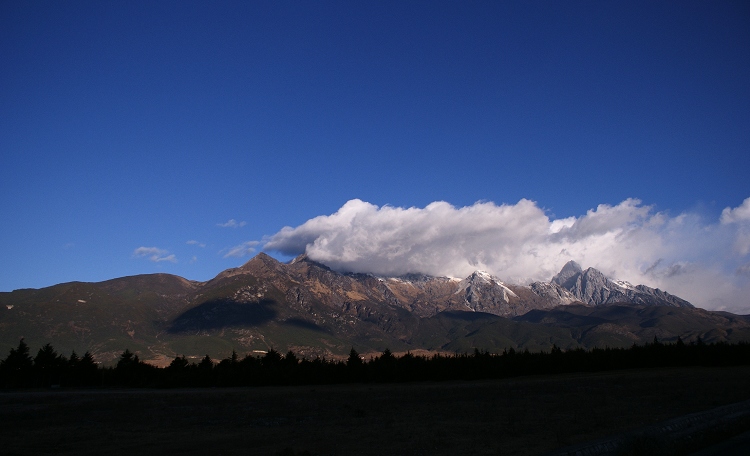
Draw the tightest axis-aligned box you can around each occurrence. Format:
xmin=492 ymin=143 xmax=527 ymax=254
xmin=2 ymin=2 xmax=749 ymax=311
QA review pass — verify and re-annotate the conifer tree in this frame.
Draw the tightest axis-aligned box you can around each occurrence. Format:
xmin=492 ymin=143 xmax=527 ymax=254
xmin=168 ymin=355 xmax=190 ymax=370
xmin=69 ymin=351 xmax=80 ymax=367
xmin=0 ymin=339 xmax=34 ymax=387
xmin=34 ymin=343 xmax=61 ymax=369
xmin=33 ymin=343 xmax=66 ymax=387
xmin=284 ymin=351 xmax=298 ymax=366
xmin=198 ymin=354 xmax=213 ymax=370
xmin=117 ymin=349 xmax=136 ymax=369
xmin=2 ymin=339 xmax=33 ymax=371
xmin=77 ymin=351 xmax=99 ymax=386
xmin=262 ymin=349 xmax=282 ymax=367
xmin=347 ymin=348 xmax=362 ymax=368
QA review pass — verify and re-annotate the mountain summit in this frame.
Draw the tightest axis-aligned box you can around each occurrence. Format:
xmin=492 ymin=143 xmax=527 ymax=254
xmin=552 ymin=260 xmax=583 ymax=289
xmin=552 ymin=262 xmax=692 ymax=308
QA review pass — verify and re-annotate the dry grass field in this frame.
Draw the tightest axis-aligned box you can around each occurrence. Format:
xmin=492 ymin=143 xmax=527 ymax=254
xmin=1 ymin=366 xmax=749 ymax=456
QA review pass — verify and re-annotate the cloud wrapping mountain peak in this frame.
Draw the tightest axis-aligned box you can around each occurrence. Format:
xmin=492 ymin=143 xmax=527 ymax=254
xmin=265 ymin=198 xmax=750 ymax=313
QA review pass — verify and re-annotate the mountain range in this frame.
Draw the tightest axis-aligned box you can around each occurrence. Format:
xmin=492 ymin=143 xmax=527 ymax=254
xmin=1 ymin=254 xmax=748 ymax=364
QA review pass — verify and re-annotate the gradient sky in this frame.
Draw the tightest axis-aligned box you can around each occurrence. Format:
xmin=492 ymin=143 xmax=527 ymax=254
xmin=2 ymin=2 xmax=749 ymax=311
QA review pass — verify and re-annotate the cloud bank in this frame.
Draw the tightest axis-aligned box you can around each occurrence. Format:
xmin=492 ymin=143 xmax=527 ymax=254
xmin=264 ymin=197 xmax=750 ymax=313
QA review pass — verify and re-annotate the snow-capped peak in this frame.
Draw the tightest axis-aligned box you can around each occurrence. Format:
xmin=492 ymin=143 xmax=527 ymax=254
xmin=613 ymin=280 xmax=636 ymax=291
xmin=462 ymin=270 xmax=518 ymax=298
xmin=472 ymin=270 xmax=494 ymax=283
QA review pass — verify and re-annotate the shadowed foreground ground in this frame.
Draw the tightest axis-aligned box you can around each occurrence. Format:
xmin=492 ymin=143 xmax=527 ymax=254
xmin=1 ymin=366 xmax=749 ymax=456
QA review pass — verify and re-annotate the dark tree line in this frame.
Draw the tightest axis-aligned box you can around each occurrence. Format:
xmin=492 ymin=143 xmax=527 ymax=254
xmin=0 ymin=340 xmax=99 ymax=388
xmin=2 ymin=337 xmax=749 ymax=389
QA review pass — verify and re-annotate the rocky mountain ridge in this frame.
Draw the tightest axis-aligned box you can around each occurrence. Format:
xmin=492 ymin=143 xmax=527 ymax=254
xmin=0 ymin=253 xmax=723 ymax=364
xmin=285 ymin=255 xmax=693 ymax=318
xmin=551 ymin=260 xmax=693 ymax=308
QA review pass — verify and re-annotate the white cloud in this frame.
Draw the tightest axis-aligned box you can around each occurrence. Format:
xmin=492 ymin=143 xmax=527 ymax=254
xmin=217 ymin=219 xmax=247 ymax=228
xmin=187 ymin=240 xmax=206 ymax=248
xmin=721 ymin=197 xmax=750 ymax=224
xmin=720 ymin=197 xmax=750 ymax=256
xmin=132 ymin=247 xmax=178 ymax=263
xmin=264 ymin=197 xmax=750 ymax=313
xmin=224 ymin=240 xmax=260 ymax=258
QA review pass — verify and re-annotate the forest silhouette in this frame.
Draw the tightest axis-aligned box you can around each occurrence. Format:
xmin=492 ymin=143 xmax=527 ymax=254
xmin=1 ymin=337 xmax=749 ymax=389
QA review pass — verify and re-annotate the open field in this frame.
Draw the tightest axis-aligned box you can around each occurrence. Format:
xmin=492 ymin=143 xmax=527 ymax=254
xmin=1 ymin=366 xmax=749 ymax=456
